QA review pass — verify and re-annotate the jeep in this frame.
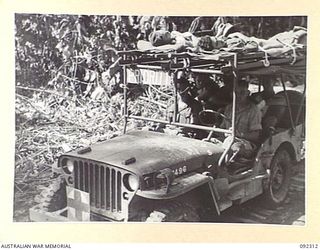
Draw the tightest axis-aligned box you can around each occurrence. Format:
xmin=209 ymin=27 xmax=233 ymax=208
xmin=29 ymin=50 xmax=306 ymax=222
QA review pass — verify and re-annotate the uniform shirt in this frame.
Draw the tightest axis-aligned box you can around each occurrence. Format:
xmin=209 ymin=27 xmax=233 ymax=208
xmin=221 ymin=100 xmax=262 ymax=138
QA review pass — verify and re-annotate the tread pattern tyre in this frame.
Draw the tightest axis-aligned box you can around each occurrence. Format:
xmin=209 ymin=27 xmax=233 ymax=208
xmin=263 ymin=148 xmax=292 ymax=207
xmin=33 ymin=175 xmax=67 ymax=212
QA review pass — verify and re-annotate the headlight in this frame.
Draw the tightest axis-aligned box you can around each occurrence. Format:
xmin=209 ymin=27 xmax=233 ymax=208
xmin=61 ymin=158 xmax=74 ymax=174
xmin=123 ymin=174 xmax=139 ymax=191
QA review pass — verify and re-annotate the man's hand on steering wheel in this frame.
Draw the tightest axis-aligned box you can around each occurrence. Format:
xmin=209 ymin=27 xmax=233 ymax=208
xmin=198 ymin=109 xmax=228 ymax=126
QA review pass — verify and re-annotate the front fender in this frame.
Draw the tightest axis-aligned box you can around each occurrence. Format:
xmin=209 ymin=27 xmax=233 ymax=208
xmin=136 ymin=173 xmax=214 ymax=200
xmin=136 ymin=173 xmax=221 ymax=215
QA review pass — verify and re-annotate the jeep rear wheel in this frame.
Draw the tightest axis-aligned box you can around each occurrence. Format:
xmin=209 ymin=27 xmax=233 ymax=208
xmin=263 ymin=148 xmax=292 ymax=207
xmin=146 ymin=201 xmax=200 ymax=222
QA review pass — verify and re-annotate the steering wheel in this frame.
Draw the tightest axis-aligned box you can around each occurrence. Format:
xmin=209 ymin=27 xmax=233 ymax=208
xmin=198 ymin=109 xmax=230 ymax=126
xmin=198 ymin=109 xmax=226 ymax=143
xmin=199 ymin=109 xmax=241 ymax=143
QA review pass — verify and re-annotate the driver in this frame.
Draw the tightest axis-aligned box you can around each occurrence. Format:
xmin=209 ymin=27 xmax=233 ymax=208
xmin=220 ymin=79 xmax=262 ymax=159
xmin=176 ymin=72 xmax=221 ymax=139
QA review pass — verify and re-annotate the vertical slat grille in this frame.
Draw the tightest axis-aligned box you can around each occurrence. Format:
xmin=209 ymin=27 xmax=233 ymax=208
xmin=90 ymin=163 xmax=95 ymax=204
xmin=117 ymin=171 xmax=122 ymax=211
xmin=74 ymin=161 xmax=79 ymax=188
xmin=95 ymin=164 xmax=100 ymax=208
xmin=73 ymin=160 xmax=124 ymax=213
xmin=100 ymin=166 xmax=105 ymax=209
xmin=79 ymin=161 xmax=84 ymax=190
xmin=106 ymin=168 xmax=110 ymax=209
xmin=111 ymin=169 xmax=116 ymax=210
xmin=84 ymin=162 xmax=89 ymax=192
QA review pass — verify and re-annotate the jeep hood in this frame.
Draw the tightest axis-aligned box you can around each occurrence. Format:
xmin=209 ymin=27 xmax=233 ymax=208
xmin=65 ymin=130 xmax=224 ymax=176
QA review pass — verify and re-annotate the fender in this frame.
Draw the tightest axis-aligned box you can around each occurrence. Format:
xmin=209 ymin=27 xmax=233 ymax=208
xmin=136 ymin=172 xmax=220 ymax=214
xmin=137 ymin=172 xmax=221 ymax=214
xmin=258 ymin=124 xmax=304 ymax=165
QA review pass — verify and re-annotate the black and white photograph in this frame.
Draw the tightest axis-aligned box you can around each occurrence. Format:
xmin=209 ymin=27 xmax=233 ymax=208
xmin=14 ymin=14 xmax=306 ymax=224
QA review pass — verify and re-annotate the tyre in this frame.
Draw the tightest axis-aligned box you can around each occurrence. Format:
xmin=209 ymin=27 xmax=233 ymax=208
xmin=263 ymin=148 xmax=292 ymax=207
xmin=33 ymin=176 xmax=67 ymax=213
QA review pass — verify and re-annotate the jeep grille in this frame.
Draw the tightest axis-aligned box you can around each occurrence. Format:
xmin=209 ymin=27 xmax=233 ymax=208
xmin=72 ymin=159 xmax=129 ymax=221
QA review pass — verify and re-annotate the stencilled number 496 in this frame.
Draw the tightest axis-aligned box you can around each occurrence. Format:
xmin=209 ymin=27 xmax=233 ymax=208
xmin=173 ymin=166 xmax=187 ymax=176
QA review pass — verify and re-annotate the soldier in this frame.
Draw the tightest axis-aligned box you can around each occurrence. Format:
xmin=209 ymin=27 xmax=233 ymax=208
xmin=221 ymin=79 xmax=262 ymax=159
xmin=176 ymin=71 xmax=228 ymax=138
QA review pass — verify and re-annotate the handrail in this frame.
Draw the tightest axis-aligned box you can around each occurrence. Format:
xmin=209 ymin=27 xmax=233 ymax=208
xmin=218 ymin=53 xmax=238 ymax=167
xmin=133 ymin=64 xmax=224 ymax=75
xmin=127 ymin=115 xmax=231 ymax=134
xmin=281 ymin=74 xmax=296 ymax=130
xmin=123 ymin=51 xmax=128 ymax=134
xmin=295 ymin=80 xmax=306 ymax=126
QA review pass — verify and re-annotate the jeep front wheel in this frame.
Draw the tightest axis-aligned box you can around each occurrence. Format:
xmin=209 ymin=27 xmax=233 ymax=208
xmin=263 ymin=148 xmax=292 ymax=207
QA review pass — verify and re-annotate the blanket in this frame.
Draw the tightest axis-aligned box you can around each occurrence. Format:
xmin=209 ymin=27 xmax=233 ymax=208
xmin=136 ymin=26 xmax=307 ymax=58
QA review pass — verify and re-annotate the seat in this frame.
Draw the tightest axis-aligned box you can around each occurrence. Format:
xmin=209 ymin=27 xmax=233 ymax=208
xmin=261 ymin=90 xmax=305 ymax=140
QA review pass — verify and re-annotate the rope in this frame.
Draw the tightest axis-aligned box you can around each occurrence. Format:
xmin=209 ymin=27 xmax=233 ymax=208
xmin=182 ymin=58 xmax=190 ymax=68
xmin=258 ymin=45 xmax=270 ymax=67
xmin=276 ymin=38 xmax=297 ymax=65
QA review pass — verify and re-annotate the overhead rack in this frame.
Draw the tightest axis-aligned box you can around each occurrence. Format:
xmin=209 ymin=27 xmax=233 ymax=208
xmin=117 ymin=46 xmax=306 ymax=76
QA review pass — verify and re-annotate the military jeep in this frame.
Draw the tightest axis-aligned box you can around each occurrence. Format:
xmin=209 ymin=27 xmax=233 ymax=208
xmin=29 ymin=48 xmax=306 ymax=222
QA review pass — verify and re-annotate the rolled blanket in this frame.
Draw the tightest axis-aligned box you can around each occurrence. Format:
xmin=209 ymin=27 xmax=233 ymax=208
xmin=227 ymin=26 xmax=306 ymax=52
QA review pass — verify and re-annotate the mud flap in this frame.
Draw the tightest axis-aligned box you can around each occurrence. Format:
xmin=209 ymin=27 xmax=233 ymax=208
xmin=206 ymin=178 xmax=222 ymax=216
